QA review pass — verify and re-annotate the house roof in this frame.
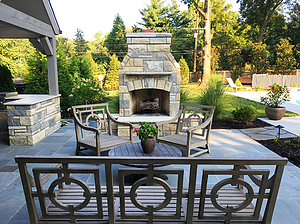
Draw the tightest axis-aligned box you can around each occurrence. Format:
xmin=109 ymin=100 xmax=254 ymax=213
xmin=0 ymin=0 xmax=61 ymax=39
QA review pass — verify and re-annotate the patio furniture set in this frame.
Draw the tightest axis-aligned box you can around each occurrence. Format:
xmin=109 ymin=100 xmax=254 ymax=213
xmin=16 ymin=102 xmax=288 ymax=223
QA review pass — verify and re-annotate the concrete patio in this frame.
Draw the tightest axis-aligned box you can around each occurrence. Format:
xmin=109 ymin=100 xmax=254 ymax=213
xmin=0 ymin=116 xmax=300 ymax=223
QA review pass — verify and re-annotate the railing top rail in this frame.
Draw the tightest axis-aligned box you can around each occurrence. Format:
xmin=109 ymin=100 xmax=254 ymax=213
xmin=15 ymin=155 xmax=288 ymax=166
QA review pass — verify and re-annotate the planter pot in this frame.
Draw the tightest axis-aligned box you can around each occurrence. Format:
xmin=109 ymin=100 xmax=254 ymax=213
xmin=265 ymin=107 xmax=286 ymax=120
xmin=141 ymin=137 xmax=156 ymax=154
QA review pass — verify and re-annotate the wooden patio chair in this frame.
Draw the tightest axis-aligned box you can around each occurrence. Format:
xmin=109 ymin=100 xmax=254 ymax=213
xmin=155 ymin=103 xmax=215 ymax=157
xmin=72 ymin=103 xmax=133 ymax=156
xmin=226 ymin=77 xmax=252 ymax=91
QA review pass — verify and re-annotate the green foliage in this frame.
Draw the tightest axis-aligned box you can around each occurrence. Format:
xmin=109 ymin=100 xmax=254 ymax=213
xmin=179 ymin=56 xmax=189 ymax=84
xmin=105 ymin=54 xmax=120 ymax=89
xmin=292 ymin=135 xmax=300 ymax=148
xmin=139 ymin=0 xmax=169 ymax=31
xmin=180 ymin=88 xmax=190 ymax=103
xmin=104 ymin=14 xmax=127 ymax=61
xmin=274 ymin=39 xmax=298 ymax=75
xmin=133 ymin=122 xmax=160 ymax=141
xmin=0 ymin=63 xmax=15 ymax=92
xmin=284 ymin=139 xmax=291 ymax=145
xmin=232 ymin=105 xmax=257 ymax=124
xmin=74 ymin=29 xmax=90 ymax=53
xmin=196 ymin=73 xmax=227 ymax=119
xmin=260 ymin=83 xmax=290 ymax=108
xmin=250 ymin=42 xmax=270 ymax=74
xmin=24 ymin=49 xmax=49 ymax=94
xmin=0 ymin=39 xmax=35 ymax=78
xmin=70 ymin=73 xmax=107 ymax=105
xmin=227 ymin=49 xmax=244 ymax=81
xmin=88 ymin=31 xmax=110 ymax=69
xmin=238 ymin=0 xmax=290 ymax=42
xmin=69 ymin=54 xmax=94 ymax=80
xmin=235 ymin=78 xmax=242 ymax=87
xmin=56 ymin=36 xmax=79 ymax=112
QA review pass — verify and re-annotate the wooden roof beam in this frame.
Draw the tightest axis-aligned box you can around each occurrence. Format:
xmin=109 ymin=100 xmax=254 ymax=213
xmin=0 ymin=2 xmax=54 ymax=38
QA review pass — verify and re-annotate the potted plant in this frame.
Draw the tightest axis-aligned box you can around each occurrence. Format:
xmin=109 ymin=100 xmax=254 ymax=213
xmin=260 ymin=83 xmax=290 ymax=120
xmin=133 ymin=122 xmax=161 ymax=153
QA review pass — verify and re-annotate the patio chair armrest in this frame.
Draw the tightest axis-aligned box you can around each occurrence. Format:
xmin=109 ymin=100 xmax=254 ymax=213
xmin=106 ymin=110 xmax=134 ymax=128
xmin=155 ymin=110 xmax=182 ymax=127
xmin=74 ymin=115 xmax=101 ymax=135
xmin=185 ymin=113 xmax=214 ymax=132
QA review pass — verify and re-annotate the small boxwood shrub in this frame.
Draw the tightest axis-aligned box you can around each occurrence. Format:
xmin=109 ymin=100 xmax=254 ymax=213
xmin=232 ymin=105 xmax=257 ymax=124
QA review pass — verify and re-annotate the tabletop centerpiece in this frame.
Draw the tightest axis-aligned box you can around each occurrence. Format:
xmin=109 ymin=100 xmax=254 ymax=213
xmin=133 ymin=122 xmax=161 ymax=154
xmin=260 ymin=83 xmax=290 ymax=120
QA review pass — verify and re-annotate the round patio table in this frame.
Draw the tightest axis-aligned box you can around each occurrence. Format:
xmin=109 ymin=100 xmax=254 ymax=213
xmin=109 ymin=142 xmax=182 ymax=167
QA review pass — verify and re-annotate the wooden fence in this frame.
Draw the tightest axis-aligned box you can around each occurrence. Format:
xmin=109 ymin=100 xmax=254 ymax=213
xmin=252 ymin=74 xmax=300 ymax=89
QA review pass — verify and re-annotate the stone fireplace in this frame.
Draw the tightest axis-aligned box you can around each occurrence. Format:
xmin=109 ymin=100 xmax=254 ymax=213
xmin=119 ymin=32 xmax=180 ymax=117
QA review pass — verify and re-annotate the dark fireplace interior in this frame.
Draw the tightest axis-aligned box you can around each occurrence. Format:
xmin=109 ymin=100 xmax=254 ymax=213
xmin=130 ymin=89 xmax=169 ymax=115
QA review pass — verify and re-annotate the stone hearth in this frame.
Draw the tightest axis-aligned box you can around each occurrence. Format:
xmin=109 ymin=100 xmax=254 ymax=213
xmin=119 ymin=32 xmax=180 ymax=117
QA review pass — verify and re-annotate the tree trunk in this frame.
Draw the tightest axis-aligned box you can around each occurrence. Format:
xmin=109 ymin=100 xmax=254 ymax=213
xmin=258 ymin=23 xmax=266 ymax=43
xmin=199 ymin=0 xmax=212 ymax=88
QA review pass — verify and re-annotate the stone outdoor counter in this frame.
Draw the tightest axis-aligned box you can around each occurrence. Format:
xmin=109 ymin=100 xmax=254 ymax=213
xmin=3 ymin=94 xmax=61 ymax=146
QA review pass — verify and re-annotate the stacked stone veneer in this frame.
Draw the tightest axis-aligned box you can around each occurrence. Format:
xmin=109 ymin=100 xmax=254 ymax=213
xmin=7 ymin=96 xmax=61 ymax=146
xmin=119 ymin=33 xmax=181 ymax=117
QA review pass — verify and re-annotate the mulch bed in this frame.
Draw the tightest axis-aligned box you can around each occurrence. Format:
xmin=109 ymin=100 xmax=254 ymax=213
xmin=213 ymin=118 xmax=300 ymax=168
xmin=257 ymin=138 xmax=300 ymax=168
xmin=211 ymin=118 xmax=272 ymax=129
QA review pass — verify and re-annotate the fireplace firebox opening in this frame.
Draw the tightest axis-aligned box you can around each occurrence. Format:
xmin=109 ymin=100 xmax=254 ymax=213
xmin=130 ymin=89 xmax=169 ymax=115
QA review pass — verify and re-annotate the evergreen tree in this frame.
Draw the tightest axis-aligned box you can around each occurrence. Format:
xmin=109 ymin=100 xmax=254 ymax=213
xmin=168 ymin=1 xmax=194 ymax=70
xmin=55 ymin=36 xmax=80 ymax=112
xmin=250 ymin=42 xmax=270 ymax=74
xmin=74 ymin=29 xmax=90 ymax=53
xmin=179 ymin=56 xmax=189 ymax=84
xmin=0 ymin=63 xmax=15 ymax=92
xmin=104 ymin=14 xmax=127 ymax=61
xmin=139 ymin=0 xmax=169 ymax=31
xmin=105 ymin=54 xmax=120 ymax=89
xmin=24 ymin=49 xmax=49 ymax=94
xmin=274 ymin=39 xmax=298 ymax=75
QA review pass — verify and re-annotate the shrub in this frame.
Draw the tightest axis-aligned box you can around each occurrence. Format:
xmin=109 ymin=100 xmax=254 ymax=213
xmin=197 ymin=73 xmax=226 ymax=119
xmin=180 ymin=88 xmax=190 ymax=103
xmin=0 ymin=63 xmax=15 ymax=92
xmin=232 ymin=105 xmax=257 ymax=124
xmin=235 ymin=78 xmax=242 ymax=87
xmin=179 ymin=56 xmax=189 ymax=84
xmin=70 ymin=73 xmax=107 ymax=105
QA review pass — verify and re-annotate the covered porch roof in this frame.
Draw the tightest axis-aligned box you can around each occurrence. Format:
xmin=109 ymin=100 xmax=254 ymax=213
xmin=0 ymin=0 xmax=61 ymax=95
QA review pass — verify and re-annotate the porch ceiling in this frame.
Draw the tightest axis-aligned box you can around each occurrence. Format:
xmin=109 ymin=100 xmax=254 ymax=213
xmin=0 ymin=0 xmax=60 ymax=39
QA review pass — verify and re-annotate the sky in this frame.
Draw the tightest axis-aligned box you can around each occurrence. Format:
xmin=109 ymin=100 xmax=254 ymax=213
xmin=50 ymin=0 xmax=239 ymax=41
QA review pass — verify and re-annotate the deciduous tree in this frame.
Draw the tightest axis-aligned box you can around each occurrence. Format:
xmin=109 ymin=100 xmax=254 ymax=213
xmin=237 ymin=0 xmax=290 ymax=43
xmin=181 ymin=0 xmax=212 ymax=87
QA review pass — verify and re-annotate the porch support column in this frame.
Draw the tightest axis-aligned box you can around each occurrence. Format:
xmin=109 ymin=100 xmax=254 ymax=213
xmin=47 ymin=37 xmax=59 ymax=95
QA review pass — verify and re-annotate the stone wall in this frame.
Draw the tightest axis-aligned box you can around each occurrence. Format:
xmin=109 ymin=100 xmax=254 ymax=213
xmin=7 ymin=96 xmax=61 ymax=146
xmin=119 ymin=33 xmax=181 ymax=117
